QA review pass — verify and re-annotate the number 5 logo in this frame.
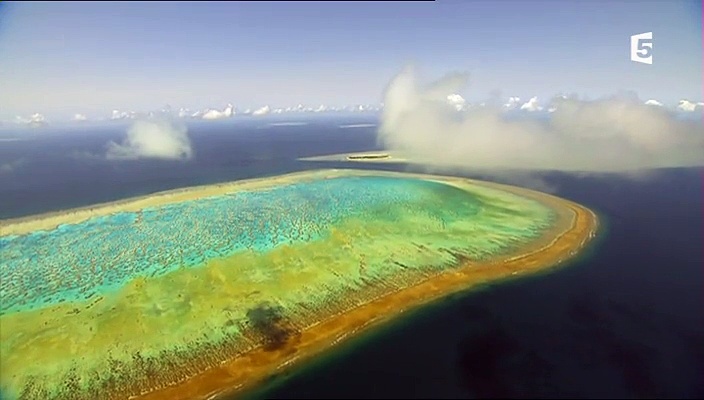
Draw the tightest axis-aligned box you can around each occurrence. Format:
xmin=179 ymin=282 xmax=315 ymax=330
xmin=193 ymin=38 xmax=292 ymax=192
xmin=631 ymin=32 xmax=653 ymax=64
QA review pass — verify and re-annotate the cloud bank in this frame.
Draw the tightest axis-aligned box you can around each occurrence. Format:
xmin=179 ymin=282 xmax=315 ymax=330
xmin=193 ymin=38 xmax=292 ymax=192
xmin=106 ymin=119 xmax=193 ymax=161
xmin=377 ymin=67 xmax=704 ymax=173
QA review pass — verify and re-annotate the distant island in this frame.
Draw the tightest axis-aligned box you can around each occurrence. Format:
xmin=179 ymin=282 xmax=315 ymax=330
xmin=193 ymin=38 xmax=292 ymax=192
xmin=300 ymin=151 xmax=407 ymax=163
xmin=346 ymin=153 xmax=391 ymax=160
xmin=0 ymin=169 xmax=598 ymax=400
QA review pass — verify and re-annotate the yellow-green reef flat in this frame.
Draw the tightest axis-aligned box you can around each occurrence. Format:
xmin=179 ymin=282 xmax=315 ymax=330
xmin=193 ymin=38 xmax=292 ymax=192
xmin=0 ymin=169 xmax=598 ymax=400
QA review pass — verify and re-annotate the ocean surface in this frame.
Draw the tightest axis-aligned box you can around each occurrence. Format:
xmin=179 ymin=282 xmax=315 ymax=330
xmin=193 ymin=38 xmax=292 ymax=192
xmin=1 ymin=115 xmax=702 ymax=399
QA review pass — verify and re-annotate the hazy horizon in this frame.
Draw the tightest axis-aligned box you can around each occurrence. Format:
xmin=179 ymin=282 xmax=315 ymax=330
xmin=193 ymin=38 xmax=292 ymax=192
xmin=0 ymin=1 xmax=701 ymax=121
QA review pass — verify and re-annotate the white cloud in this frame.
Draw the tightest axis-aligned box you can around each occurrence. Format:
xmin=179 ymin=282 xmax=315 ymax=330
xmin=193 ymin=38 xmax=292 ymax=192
xmin=252 ymin=105 xmax=271 ymax=116
xmin=202 ymin=104 xmax=234 ymax=120
xmin=545 ymin=94 xmax=573 ymax=113
xmin=14 ymin=113 xmax=47 ymax=127
xmin=520 ymin=96 xmax=543 ymax=112
xmin=178 ymin=107 xmax=191 ymax=118
xmin=106 ymin=119 xmax=193 ymax=161
xmin=677 ymin=99 xmax=704 ymax=112
xmin=73 ymin=113 xmax=88 ymax=121
xmin=504 ymin=96 xmax=521 ymax=109
xmin=377 ymin=67 xmax=704 ymax=173
xmin=644 ymin=99 xmax=663 ymax=107
xmin=111 ymin=109 xmax=133 ymax=120
xmin=446 ymin=94 xmax=467 ymax=111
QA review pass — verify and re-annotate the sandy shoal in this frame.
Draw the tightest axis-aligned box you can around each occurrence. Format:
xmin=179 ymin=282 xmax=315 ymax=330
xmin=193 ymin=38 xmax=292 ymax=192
xmin=298 ymin=151 xmax=409 ymax=163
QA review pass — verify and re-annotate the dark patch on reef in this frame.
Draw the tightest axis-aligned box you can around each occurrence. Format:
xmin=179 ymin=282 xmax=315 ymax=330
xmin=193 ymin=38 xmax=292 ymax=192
xmin=14 ymin=304 xmax=302 ymax=400
xmin=246 ymin=302 xmax=299 ymax=351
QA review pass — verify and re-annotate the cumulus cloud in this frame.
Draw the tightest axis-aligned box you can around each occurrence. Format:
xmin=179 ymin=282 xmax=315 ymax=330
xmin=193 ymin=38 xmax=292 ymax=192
xmin=177 ymin=107 xmax=191 ymax=118
xmin=202 ymin=104 xmax=234 ymax=120
xmin=677 ymin=100 xmax=704 ymax=112
xmin=73 ymin=113 xmax=88 ymax=121
xmin=14 ymin=113 xmax=47 ymax=127
xmin=377 ymin=67 xmax=704 ymax=173
xmin=106 ymin=119 xmax=193 ymax=161
xmin=520 ymin=96 xmax=543 ymax=112
xmin=252 ymin=105 xmax=271 ymax=116
xmin=644 ymin=99 xmax=663 ymax=107
xmin=111 ymin=109 xmax=135 ymax=120
xmin=504 ymin=96 xmax=521 ymax=109
xmin=446 ymin=94 xmax=467 ymax=111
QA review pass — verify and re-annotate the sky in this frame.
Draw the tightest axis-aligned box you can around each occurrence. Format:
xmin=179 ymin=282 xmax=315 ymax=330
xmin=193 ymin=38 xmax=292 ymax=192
xmin=0 ymin=0 xmax=701 ymax=120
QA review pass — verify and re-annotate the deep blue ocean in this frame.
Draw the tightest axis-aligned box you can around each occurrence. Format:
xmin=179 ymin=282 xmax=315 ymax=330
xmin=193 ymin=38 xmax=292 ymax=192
xmin=1 ymin=115 xmax=702 ymax=399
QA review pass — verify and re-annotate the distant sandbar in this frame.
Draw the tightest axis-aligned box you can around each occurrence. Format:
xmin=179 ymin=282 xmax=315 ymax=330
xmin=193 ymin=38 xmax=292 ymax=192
xmin=300 ymin=151 xmax=408 ymax=164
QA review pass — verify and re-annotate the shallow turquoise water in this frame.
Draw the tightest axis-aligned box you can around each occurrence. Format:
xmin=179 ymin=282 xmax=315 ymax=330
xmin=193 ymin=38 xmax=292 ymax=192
xmin=0 ymin=176 xmax=483 ymax=316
